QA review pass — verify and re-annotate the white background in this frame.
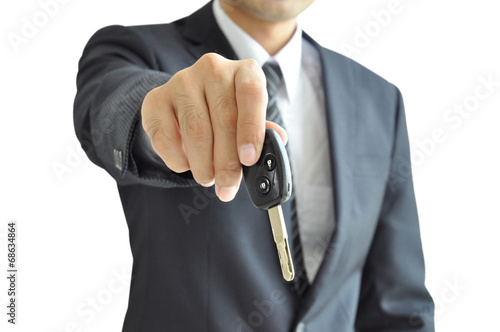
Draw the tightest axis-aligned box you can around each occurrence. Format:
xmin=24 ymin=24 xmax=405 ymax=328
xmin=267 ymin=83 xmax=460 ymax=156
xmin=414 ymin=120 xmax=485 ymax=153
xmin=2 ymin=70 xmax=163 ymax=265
xmin=1 ymin=0 xmax=499 ymax=331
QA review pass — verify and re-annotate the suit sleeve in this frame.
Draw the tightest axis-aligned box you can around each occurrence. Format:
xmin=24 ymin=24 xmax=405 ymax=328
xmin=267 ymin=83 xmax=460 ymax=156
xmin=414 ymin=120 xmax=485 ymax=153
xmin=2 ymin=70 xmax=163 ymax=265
xmin=355 ymin=88 xmax=435 ymax=331
xmin=73 ymin=25 xmax=198 ymax=187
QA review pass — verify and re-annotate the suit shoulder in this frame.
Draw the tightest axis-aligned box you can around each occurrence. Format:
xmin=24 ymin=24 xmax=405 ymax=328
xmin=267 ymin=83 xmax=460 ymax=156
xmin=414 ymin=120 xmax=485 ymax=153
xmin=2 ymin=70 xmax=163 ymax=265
xmin=82 ymin=19 xmax=190 ymax=68
xmin=319 ymin=45 xmax=400 ymax=98
xmin=88 ymin=20 xmax=182 ymax=45
xmin=127 ymin=19 xmax=187 ymax=40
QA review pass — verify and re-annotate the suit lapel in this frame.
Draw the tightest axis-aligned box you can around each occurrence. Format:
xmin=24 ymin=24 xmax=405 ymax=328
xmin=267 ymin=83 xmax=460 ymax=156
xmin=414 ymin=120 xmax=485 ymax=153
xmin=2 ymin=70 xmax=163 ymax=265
xmin=297 ymin=33 xmax=357 ymax=311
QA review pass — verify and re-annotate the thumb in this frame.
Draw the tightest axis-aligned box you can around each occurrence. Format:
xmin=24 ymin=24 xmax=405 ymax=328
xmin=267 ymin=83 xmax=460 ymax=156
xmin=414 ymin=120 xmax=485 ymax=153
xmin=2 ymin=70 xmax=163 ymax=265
xmin=265 ymin=121 xmax=288 ymax=146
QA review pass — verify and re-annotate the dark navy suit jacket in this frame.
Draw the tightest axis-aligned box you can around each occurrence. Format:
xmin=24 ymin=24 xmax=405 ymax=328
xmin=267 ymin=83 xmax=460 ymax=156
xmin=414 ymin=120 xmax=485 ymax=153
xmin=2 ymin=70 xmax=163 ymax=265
xmin=74 ymin=2 xmax=434 ymax=331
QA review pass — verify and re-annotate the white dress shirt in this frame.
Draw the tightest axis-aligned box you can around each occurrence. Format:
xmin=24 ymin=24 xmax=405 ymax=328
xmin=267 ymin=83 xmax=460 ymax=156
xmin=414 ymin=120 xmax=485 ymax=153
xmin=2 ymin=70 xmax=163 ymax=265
xmin=213 ymin=0 xmax=335 ymax=282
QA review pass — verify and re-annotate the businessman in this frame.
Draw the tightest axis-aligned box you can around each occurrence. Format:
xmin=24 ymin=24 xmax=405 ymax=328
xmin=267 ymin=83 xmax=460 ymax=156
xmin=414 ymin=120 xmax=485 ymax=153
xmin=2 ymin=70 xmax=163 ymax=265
xmin=74 ymin=0 xmax=434 ymax=331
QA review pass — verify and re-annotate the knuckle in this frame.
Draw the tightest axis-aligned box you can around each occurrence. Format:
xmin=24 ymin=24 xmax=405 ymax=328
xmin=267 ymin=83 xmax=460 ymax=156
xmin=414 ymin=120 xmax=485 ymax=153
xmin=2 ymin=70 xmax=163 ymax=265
xmin=147 ymin=129 xmax=189 ymax=173
xmin=223 ymin=159 xmax=241 ymax=173
xmin=243 ymin=58 xmax=261 ymax=72
xmin=238 ymin=77 xmax=265 ymax=97
xmin=171 ymin=69 xmax=192 ymax=90
xmin=241 ymin=121 xmax=265 ymax=143
xmin=199 ymin=53 xmax=231 ymax=83
xmin=215 ymin=100 xmax=237 ymax=130
xmin=142 ymin=116 xmax=162 ymax=141
xmin=243 ymin=58 xmax=266 ymax=81
xmin=149 ymin=127 xmax=175 ymax=156
xmin=150 ymin=132 xmax=169 ymax=154
xmin=216 ymin=160 xmax=241 ymax=184
xmin=200 ymin=53 xmax=224 ymax=69
xmin=142 ymin=87 xmax=157 ymax=105
xmin=142 ymin=87 xmax=162 ymax=116
xmin=147 ymin=85 xmax=162 ymax=98
xmin=246 ymin=58 xmax=266 ymax=83
xmin=179 ymin=107 xmax=210 ymax=139
xmin=185 ymin=117 xmax=206 ymax=139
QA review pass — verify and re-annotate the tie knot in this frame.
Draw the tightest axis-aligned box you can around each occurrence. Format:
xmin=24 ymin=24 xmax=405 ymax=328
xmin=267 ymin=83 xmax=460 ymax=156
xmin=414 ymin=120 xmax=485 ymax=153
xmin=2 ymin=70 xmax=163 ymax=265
xmin=262 ymin=62 xmax=283 ymax=98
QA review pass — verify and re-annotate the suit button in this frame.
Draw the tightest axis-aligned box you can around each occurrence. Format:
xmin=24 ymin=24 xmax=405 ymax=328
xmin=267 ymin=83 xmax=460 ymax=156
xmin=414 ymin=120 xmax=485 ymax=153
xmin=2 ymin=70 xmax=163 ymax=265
xmin=296 ymin=322 xmax=306 ymax=332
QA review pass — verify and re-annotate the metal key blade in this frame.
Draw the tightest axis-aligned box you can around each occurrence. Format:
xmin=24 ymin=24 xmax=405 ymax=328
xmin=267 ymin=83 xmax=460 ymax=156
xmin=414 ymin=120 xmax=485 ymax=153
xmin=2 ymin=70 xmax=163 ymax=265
xmin=268 ymin=205 xmax=295 ymax=281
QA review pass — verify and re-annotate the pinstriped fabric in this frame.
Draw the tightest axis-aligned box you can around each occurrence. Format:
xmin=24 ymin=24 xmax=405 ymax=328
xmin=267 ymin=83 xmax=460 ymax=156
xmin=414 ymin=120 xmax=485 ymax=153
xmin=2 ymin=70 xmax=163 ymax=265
xmin=262 ymin=63 xmax=283 ymax=127
xmin=290 ymin=195 xmax=309 ymax=296
xmin=262 ymin=62 xmax=309 ymax=297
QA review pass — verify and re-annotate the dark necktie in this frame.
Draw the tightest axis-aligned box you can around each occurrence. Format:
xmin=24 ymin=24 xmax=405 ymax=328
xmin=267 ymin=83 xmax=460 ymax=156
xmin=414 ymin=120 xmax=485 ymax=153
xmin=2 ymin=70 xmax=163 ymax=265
xmin=262 ymin=62 xmax=309 ymax=297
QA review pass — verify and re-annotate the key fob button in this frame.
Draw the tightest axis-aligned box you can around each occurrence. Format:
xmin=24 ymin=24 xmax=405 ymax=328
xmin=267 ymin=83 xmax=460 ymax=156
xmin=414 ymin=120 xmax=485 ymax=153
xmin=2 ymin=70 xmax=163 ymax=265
xmin=264 ymin=154 xmax=277 ymax=171
xmin=243 ymin=128 xmax=292 ymax=210
xmin=257 ymin=176 xmax=271 ymax=195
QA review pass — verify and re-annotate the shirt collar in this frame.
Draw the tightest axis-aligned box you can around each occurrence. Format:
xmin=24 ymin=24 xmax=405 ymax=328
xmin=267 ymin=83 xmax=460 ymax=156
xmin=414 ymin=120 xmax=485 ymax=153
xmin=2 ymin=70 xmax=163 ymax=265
xmin=213 ymin=0 xmax=303 ymax=103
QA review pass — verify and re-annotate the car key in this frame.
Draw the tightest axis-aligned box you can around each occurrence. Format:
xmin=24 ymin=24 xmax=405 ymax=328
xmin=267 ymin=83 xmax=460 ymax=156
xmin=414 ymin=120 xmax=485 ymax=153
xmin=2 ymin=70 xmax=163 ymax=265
xmin=243 ymin=128 xmax=295 ymax=281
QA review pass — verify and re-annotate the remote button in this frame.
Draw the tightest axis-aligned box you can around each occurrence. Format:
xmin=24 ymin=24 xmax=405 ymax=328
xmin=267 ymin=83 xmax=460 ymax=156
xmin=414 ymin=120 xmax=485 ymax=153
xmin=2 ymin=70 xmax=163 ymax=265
xmin=257 ymin=176 xmax=271 ymax=195
xmin=264 ymin=154 xmax=277 ymax=171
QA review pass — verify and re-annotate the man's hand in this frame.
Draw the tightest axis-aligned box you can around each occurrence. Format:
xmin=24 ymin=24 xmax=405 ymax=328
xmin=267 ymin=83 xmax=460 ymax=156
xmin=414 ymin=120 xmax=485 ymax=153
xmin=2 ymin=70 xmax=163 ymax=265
xmin=141 ymin=53 xmax=287 ymax=202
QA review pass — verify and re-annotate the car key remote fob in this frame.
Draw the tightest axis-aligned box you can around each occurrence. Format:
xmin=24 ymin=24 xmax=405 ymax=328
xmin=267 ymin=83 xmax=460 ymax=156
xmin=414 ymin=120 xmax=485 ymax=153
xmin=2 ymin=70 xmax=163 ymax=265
xmin=243 ymin=128 xmax=292 ymax=210
xmin=243 ymin=128 xmax=295 ymax=281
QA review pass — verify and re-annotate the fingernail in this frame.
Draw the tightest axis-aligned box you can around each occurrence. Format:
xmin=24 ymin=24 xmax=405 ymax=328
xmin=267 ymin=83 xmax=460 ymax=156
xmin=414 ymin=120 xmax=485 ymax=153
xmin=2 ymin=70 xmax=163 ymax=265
xmin=217 ymin=186 xmax=237 ymax=202
xmin=239 ymin=144 xmax=256 ymax=166
xmin=201 ymin=180 xmax=215 ymax=187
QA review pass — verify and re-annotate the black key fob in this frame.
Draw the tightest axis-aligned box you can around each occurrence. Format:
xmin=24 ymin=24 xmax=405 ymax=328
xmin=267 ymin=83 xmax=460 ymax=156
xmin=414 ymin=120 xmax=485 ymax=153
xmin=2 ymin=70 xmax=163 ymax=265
xmin=243 ymin=128 xmax=292 ymax=210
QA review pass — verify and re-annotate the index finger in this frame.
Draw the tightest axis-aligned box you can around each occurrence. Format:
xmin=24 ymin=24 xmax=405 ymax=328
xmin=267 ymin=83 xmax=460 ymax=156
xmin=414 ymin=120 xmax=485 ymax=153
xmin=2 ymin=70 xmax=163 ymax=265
xmin=234 ymin=59 xmax=268 ymax=166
